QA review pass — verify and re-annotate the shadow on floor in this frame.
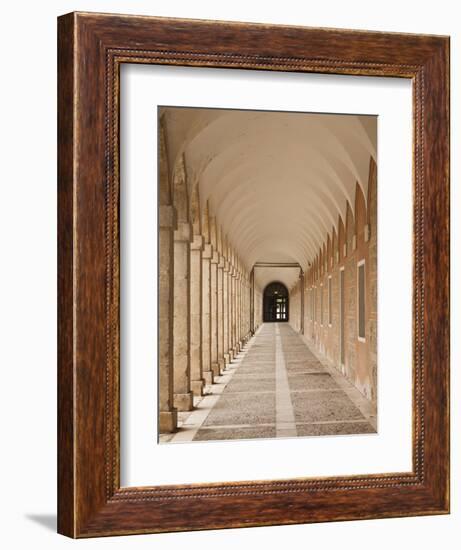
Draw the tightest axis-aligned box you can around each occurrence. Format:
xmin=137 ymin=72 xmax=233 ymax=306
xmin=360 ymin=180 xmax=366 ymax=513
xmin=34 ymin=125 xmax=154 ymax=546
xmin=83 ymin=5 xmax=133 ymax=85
xmin=25 ymin=514 xmax=57 ymax=532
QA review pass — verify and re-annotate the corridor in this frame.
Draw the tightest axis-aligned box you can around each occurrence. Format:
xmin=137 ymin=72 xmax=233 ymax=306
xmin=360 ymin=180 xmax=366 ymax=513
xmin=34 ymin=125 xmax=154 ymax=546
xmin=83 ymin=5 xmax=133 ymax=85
xmin=160 ymin=323 xmax=376 ymax=443
xmin=158 ymin=105 xmax=378 ymax=442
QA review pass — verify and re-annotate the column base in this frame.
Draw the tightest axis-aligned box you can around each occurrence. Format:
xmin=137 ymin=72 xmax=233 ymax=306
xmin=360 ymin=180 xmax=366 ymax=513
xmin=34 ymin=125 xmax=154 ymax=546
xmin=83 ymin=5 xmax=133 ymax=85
xmin=174 ymin=392 xmax=194 ymax=411
xmin=224 ymin=353 xmax=230 ymax=366
xmin=218 ymin=359 xmax=225 ymax=372
xmin=191 ymin=379 xmax=205 ymax=397
xmin=159 ymin=410 xmax=177 ymax=433
xmin=203 ymin=370 xmax=214 ymax=385
xmin=211 ymin=362 xmax=221 ymax=377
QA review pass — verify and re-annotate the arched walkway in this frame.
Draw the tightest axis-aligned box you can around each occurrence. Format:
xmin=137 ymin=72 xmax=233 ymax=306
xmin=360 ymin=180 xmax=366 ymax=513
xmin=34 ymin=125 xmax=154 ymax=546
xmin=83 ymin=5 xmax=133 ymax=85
xmin=158 ymin=106 xmax=378 ymax=440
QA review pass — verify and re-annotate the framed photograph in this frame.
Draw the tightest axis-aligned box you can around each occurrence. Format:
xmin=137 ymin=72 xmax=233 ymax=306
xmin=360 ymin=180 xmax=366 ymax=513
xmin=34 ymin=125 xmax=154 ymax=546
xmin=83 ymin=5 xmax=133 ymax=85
xmin=57 ymin=12 xmax=450 ymax=537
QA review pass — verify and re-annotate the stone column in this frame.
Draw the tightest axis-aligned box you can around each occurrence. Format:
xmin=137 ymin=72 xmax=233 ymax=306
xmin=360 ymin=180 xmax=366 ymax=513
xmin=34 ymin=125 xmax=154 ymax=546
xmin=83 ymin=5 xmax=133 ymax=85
xmin=232 ymin=268 xmax=238 ymax=355
xmin=300 ymin=270 xmax=305 ymax=334
xmin=238 ymin=273 xmax=242 ymax=347
xmin=223 ymin=260 xmax=230 ymax=366
xmin=244 ymin=276 xmax=249 ymax=341
xmin=243 ymin=279 xmax=246 ymax=339
xmin=217 ymin=256 xmax=225 ymax=371
xmin=190 ymin=235 xmax=205 ymax=396
xmin=210 ymin=250 xmax=220 ymax=377
xmin=250 ymin=269 xmax=254 ymax=335
xmin=236 ymin=271 xmax=240 ymax=349
xmin=158 ymin=205 xmax=177 ymax=433
xmin=229 ymin=266 xmax=234 ymax=360
xmin=234 ymin=269 xmax=238 ymax=352
xmin=173 ymin=221 xmax=193 ymax=411
xmin=247 ymin=278 xmax=251 ymax=338
xmin=243 ymin=277 xmax=246 ymax=339
xmin=201 ymin=243 xmax=213 ymax=385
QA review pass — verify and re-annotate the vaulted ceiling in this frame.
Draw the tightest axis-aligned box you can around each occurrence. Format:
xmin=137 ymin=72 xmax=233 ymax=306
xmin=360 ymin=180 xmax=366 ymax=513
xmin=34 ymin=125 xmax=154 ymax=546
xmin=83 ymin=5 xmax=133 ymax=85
xmin=161 ymin=107 xmax=376 ymax=290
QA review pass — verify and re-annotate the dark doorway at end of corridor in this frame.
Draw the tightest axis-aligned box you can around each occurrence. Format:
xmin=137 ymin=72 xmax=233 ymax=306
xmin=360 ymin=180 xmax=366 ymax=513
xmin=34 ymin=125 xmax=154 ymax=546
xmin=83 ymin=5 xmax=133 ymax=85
xmin=263 ymin=282 xmax=289 ymax=322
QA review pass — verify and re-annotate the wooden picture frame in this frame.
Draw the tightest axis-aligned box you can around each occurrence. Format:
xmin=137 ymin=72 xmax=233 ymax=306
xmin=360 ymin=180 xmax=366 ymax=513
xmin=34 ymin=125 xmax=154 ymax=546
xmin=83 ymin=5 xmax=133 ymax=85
xmin=57 ymin=12 xmax=450 ymax=537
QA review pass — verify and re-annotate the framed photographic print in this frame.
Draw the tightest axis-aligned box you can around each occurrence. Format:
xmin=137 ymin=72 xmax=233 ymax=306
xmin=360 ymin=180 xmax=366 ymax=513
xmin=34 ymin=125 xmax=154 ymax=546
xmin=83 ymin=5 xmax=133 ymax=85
xmin=57 ymin=12 xmax=450 ymax=537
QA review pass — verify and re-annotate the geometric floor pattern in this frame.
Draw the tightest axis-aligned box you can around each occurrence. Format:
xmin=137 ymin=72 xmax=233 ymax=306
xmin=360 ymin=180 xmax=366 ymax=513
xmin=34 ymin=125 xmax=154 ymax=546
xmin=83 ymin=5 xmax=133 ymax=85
xmin=161 ymin=323 xmax=376 ymax=444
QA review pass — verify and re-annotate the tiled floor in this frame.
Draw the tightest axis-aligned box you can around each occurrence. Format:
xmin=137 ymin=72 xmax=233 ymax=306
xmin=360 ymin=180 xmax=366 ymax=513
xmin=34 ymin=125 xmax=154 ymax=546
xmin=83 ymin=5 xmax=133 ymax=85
xmin=160 ymin=323 xmax=376 ymax=444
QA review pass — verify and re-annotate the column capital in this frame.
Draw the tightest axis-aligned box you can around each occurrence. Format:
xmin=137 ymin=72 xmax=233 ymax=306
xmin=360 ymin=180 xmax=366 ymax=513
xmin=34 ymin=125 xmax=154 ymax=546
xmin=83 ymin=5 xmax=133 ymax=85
xmin=159 ymin=205 xmax=176 ymax=229
xmin=202 ymin=243 xmax=213 ymax=259
xmin=223 ymin=260 xmax=230 ymax=273
xmin=211 ymin=251 xmax=220 ymax=264
xmin=174 ymin=221 xmax=192 ymax=242
xmin=218 ymin=256 xmax=225 ymax=269
xmin=190 ymin=234 xmax=204 ymax=251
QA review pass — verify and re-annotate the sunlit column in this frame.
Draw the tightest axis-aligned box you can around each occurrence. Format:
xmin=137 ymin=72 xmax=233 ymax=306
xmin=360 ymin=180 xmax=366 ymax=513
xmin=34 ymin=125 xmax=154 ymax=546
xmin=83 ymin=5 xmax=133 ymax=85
xmin=201 ymin=243 xmax=213 ymax=385
xmin=243 ymin=275 xmax=247 ymax=341
xmin=230 ymin=266 xmax=236 ymax=359
xmin=300 ymin=270 xmax=305 ymax=334
xmin=227 ymin=265 xmax=232 ymax=362
xmin=223 ymin=259 xmax=230 ymax=366
xmin=173 ymin=221 xmax=193 ymax=411
xmin=189 ymin=235 xmax=205 ymax=396
xmin=244 ymin=275 xmax=249 ymax=341
xmin=158 ymin=205 xmax=177 ymax=432
xmin=217 ymin=256 xmax=225 ymax=372
xmin=237 ymin=272 xmax=242 ymax=348
xmin=240 ymin=273 xmax=244 ymax=345
xmin=233 ymin=269 xmax=240 ymax=354
xmin=210 ymin=250 xmax=220 ymax=377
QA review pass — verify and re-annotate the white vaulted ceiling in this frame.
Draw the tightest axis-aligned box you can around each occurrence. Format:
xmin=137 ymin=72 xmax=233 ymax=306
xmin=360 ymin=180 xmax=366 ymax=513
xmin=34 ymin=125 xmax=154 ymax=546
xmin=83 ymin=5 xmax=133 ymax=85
xmin=161 ymin=107 xmax=376 ymax=290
